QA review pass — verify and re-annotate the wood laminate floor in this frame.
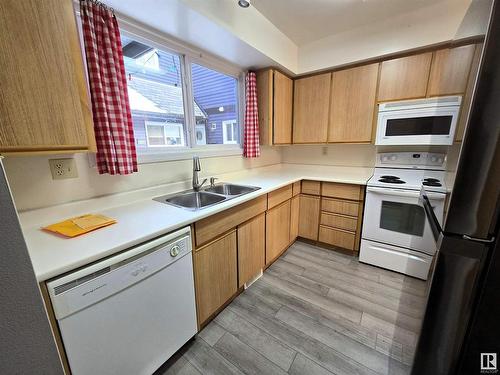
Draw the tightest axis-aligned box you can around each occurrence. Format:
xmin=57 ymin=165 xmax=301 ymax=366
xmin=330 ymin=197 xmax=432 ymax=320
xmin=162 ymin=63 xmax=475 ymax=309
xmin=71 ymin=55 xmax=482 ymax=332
xmin=155 ymin=241 xmax=428 ymax=375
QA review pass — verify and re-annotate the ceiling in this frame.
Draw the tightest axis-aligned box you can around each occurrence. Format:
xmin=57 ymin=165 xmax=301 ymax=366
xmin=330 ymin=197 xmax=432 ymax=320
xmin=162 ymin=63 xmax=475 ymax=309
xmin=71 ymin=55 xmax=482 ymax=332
xmin=251 ymin=0 xmax=463 ymax=46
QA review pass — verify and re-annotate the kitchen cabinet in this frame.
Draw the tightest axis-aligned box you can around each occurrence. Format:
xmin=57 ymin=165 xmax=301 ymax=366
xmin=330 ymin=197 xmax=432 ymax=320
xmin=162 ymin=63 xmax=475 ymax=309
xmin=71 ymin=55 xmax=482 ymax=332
xmin=0 ymin=0 xmax=95 ymax=154
xmin=298 ymin=194 xmax=320 ymax=240
xmin=329 ymin=64 xmax=379 ymax=143
xmin=322 ymin=182 xmax=363 ymax=201
xmin=427 ymin=45 xmax=476 ymax=97
xmin=293 ymin=73 xmax=331 ymax=143
xmin=378 ymin=53 xmax=433 ymax=101
xmin=194 ymin=195 xmax=267 ymax=246
xmin=268 ymin=184 xmax=293 ymax=209
xmin=194 ymin=230 xmax=237 ymax=326
xmin=290 ymin=195 xmax=300 ymax=243
xmin=301 ymin=180 xmax=321 ymax=195
xmin=238 ymin=214 xmax=265 ymax=287
xmin=256 ymin=69 xmax=293 ymax=145
xmin=266 ymin=200 xmax=291 ymax=265
xmin=455 ymin=44 xmax=483 ymax=142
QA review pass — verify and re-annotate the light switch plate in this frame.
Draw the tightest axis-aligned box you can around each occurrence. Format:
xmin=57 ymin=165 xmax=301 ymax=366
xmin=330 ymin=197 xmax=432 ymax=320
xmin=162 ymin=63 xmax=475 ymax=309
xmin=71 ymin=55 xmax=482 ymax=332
xmin=49 ymin=158 xmax=78 ymax=180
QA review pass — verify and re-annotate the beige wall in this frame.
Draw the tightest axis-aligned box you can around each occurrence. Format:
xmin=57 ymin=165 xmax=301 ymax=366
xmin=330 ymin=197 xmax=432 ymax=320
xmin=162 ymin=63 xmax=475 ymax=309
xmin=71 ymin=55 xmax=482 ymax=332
xmin=281 ymin=144 xmax=377 ymax=167
xmin=3 ymin=147 xmax=281 ymax=211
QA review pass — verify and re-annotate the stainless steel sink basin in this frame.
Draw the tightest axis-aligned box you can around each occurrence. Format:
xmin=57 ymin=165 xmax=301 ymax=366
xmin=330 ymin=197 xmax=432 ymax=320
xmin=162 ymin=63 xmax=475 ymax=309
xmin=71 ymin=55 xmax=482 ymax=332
xmin=203 ymin=183 xmax=260 ymax=196
xmin=153 ymin=183 xmax=260 ymax=210
xmin=154 ymin=191 xmax=226 ymax=210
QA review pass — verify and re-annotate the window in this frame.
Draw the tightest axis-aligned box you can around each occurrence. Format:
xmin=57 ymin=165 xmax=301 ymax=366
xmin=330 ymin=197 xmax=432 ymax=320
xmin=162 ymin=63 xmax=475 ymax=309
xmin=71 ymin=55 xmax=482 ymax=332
xmin=145 ymin=122 xmax=185 ymax=147
xmin=222 ymin=120 xmax=238 ymax=144
xmin=120 ymin=32 xmax=242 ymax=161
xmin=191 ymin=63 xmax=240 ymax=145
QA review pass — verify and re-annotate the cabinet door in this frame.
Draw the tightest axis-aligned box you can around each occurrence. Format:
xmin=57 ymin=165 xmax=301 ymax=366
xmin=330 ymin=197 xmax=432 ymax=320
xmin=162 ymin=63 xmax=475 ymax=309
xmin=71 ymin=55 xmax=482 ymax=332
xmin=266 ymin=200 xmax=291 ymax=264
xmin=0 ymin=0 xmax=94 ymax=152
xmin=238 ymin=214 xmax=265 ymax=288
xmin=378 ymin=53 xmax=432 ymax=101
xmin=427 ymin=45 xmax=476 ymax=97
xmin=256 ymin=69 xmax=273 ymax=146
xmin=273 ymin=71 xmax=293 ymax=144
xmin=298 ymin=195 xmax=320 ymax=240
xmin=455 ymin=44 xmax=482 ymax=142
xmin=293 ymin=73 xmax=331 ymax=143
xmin=329 ymin=64 xmax=378 ymax=143
xmin=290 ymin=195 xmax=300 ymax=243
xmin=194 ymin=231 xmax=237 ymax=325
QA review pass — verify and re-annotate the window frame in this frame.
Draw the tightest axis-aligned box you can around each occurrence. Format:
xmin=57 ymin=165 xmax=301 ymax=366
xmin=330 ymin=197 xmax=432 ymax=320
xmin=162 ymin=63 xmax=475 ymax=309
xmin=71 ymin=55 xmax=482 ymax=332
xmin=144 ymin=121 xmax=186 ymax=148
xmin=222 ymin=119 xmax=238 ymax=145
xmin=118 ymin=26 xmax=245 ymax=164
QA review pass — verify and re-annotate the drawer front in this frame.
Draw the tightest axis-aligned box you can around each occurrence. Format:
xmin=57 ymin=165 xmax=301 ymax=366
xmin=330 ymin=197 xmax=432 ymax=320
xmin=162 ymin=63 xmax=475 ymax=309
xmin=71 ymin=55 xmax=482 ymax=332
xmin=322 ymin=182 xmax=361 ymax=201
xmin=292 ymin=181 xmax=301 ymax=197
xmin=195 ymin=195 xmax=267 ymax=246
xmin=318 ymin=225 xmax=355 ymax=250
xmin=320 ymin=212 xmax=357 ymax=232
xmin=268 ymin=184 xmax=293 ymax=209
xmin=301 ymin=180 xmax=321 ymax=195
xmin=321 ymin=198 xmax=359 ymax=217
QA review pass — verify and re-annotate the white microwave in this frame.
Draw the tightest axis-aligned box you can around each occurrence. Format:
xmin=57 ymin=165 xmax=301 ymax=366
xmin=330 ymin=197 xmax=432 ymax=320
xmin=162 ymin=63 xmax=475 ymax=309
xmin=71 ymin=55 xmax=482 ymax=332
xmin=375 ymin=96 xmax=462 ymax=145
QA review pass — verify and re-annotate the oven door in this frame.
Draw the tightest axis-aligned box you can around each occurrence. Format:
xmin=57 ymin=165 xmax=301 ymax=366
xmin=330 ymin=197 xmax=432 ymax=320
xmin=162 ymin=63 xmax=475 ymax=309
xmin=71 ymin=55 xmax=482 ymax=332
xmin=363 ymin=186 xmax=445 ymax=254
xmin=376 ymin=106 xmax=459 ymax=145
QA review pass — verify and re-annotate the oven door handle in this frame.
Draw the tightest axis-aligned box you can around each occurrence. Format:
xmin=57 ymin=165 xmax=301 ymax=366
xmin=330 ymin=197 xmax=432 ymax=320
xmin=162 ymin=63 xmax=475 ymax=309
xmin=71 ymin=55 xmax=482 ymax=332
xmin=367 ymin=186 xmax=445 ymax=200
xmin=420 ymin=192 xmax=444 ymax=242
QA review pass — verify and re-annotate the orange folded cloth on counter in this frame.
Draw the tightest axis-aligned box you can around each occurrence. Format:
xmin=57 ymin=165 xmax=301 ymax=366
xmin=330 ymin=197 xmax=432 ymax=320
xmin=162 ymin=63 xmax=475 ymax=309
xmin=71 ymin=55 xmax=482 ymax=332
xmin=43 ymin=214 xmax=117 ymax=238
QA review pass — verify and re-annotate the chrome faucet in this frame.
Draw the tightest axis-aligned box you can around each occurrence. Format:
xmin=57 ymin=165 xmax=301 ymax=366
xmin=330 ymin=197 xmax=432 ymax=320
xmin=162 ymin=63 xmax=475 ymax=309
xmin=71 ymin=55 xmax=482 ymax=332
xmin=192 ymin=156 xmax=207 ymax=191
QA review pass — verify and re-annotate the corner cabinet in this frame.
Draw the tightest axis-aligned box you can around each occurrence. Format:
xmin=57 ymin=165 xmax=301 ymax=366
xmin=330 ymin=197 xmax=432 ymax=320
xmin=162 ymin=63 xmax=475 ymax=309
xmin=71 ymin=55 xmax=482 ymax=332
xmin=0 ymin=0 xmax=95 ymax=154
xmin=293 ymin=73 xmax=331 ymax=143
xmin=256 ymin=69 xmax=293 ymax=145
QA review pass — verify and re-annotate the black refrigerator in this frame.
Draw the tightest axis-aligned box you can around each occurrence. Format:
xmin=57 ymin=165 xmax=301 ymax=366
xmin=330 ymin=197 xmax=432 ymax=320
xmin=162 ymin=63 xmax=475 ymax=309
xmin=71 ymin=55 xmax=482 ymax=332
xmin=412 ymin=1 xmax=500 ymax=374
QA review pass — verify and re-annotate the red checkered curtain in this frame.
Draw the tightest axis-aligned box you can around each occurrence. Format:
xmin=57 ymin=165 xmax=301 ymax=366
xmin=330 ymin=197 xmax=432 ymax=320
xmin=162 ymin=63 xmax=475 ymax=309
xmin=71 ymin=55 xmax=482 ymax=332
xmin=80 ymin=0 xmax=138 ymax=175
xmin=243 ymin=72 xmax=260 ymax=158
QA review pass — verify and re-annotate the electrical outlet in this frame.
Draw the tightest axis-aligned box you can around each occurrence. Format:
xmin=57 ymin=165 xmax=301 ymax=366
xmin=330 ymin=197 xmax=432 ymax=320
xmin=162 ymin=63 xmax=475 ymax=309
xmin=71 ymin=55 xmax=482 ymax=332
xmin=49 ymin=158 xmax=78 ymax=180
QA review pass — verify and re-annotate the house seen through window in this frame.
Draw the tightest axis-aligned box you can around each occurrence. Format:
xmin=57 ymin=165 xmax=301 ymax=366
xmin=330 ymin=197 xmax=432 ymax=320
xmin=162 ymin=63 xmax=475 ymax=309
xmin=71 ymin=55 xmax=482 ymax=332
xmin=121 ymin=33 xmax=240 ymax=155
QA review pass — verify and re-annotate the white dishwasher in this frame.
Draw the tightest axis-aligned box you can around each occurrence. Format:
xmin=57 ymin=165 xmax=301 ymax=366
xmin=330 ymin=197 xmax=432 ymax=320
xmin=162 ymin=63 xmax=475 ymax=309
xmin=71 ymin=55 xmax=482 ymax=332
xmin=47 ymin=226 xmax=197 ymax=375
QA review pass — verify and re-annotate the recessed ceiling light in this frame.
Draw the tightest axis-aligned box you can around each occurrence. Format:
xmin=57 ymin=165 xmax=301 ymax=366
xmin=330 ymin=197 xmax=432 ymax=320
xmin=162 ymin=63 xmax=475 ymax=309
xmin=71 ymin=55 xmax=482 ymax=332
xmin=238 ymin=0 xmax=250 ymax=8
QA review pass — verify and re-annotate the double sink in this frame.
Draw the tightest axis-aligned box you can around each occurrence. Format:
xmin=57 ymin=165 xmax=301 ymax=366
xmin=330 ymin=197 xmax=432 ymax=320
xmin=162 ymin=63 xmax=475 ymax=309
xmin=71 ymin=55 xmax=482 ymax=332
xmin=154 ymin=183 xmax=261 ymax=210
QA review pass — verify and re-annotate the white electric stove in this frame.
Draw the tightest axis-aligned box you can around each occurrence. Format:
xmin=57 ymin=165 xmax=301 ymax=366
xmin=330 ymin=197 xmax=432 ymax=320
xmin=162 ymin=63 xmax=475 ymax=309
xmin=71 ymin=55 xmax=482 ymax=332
xmin=359 ymin=152 xmax=447 ymax=280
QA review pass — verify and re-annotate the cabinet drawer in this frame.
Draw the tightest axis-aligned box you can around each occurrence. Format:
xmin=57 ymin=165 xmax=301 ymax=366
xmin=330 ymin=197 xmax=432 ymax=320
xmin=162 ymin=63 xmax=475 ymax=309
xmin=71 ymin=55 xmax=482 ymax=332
xmin=301 ymin=180 xmax=321 ymax=195
xmin=292 ymin=181 xmax=301 ymax=197
xmin=318 ymin=225 xmax=355 ymax=250
xmin=320 ymin=212 xmax=357 ymax=232
xmin=268 ymin=184 xmax=293 ymax=209
xmin=321 ymin=198 xmax=359 ymax=217
xmin=195 ymin=195 xmax=267 ymax=246
xmin=322 ymin=182 xmax=361 ymax=201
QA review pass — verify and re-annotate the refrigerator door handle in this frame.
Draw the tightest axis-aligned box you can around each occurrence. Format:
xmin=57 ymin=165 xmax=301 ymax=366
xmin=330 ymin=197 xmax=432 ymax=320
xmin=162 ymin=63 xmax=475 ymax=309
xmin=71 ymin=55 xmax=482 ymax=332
xmin=462 ymin=234 xmax=496 ymax=244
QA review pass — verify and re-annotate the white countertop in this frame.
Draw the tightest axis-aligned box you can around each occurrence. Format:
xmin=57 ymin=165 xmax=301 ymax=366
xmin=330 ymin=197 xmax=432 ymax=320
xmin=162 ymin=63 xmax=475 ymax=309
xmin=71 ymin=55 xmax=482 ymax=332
xmin=19 ymin=163 xmax=373 ymax=282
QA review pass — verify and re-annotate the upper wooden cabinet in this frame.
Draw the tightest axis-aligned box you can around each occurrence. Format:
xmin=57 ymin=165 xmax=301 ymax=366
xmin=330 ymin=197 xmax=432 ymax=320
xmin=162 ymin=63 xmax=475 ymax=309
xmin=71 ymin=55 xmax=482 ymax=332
xmin=329 ymin=64 xmax=379 ymax=143
xmin=378 ymin=52 xmax=433 ymax=102
xmin=455 ymin=44 xmax=483 ymax=142
xmin=256 ymin=69 xmax=293 ymax=145
xmin=427 ymin=45 xmax=476 ymax=97
xmin=293 ymin=73 xmax=331 ymax=143
xmin=0 ymin=0 xmax=95 ymax=153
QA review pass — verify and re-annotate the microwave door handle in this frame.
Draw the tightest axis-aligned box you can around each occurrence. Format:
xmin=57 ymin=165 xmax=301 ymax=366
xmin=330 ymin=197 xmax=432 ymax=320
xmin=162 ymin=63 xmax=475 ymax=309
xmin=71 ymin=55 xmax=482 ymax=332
xmin=421 ymin=193 xmax=443 ymax=242
xmin=367 ymin=186 xmax=445 ymax=200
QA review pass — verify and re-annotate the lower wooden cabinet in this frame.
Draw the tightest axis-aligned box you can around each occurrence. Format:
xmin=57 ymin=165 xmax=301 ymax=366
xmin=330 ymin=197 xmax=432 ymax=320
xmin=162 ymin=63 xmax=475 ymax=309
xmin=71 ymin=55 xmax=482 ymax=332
xmin=298 ymin=194 xmax=320 ymax=240
xmin=193 ymin=230 xmax=237 ymax=326
xmin=266 ymin=200 xmax=291 ymax=264
xmin=238 ymin=214 xmax=265 ymax=287
xmin=319 ymin=225 xmax=356 ymax=250
xmin=290 ymin=195 xmax=300 ymax=243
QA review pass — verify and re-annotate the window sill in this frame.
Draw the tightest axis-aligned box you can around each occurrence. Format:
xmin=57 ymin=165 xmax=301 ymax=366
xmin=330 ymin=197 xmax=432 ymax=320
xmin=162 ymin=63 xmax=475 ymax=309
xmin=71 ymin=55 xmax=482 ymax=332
xmin=137 ymin=145 xmax=243 ymax=164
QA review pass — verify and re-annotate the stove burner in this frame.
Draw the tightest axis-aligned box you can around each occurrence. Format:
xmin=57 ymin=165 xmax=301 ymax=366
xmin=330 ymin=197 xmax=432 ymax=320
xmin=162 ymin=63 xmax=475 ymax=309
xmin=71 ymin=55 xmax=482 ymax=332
xmin=381 ymin=175 xmax=400 ymax=180
xmin=379 ymin=178 xmax=406 ymax=184
xmin=423 ymin=178 xmax=440 ymax=183
xmin=423 ymin=181 xmax=442 ymax=187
